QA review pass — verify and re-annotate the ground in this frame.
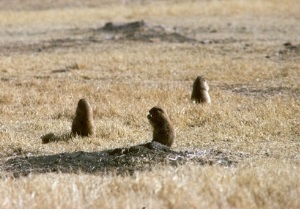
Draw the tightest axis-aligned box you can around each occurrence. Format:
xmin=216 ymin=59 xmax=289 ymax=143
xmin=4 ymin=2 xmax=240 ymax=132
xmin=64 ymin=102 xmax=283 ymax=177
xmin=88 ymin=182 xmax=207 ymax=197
xmin=0 ymin=0 xmax=299 ymax=208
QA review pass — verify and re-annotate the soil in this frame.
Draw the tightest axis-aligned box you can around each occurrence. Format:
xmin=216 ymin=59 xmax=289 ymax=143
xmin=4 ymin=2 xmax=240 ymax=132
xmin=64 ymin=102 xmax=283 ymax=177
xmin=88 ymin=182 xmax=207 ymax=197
xmin=2 ymin=141 xmax=248 ymax=177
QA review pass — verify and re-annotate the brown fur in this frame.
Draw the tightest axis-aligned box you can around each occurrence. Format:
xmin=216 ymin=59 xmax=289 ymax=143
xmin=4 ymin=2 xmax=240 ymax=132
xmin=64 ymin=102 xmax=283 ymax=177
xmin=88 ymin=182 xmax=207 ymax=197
xmin=71 ymin=99 xmax=95 ymax=137
xmin=147 ymin=106 xmax=175 ymax=147
xmin=191 ymin=76 xmax=211 ymax=103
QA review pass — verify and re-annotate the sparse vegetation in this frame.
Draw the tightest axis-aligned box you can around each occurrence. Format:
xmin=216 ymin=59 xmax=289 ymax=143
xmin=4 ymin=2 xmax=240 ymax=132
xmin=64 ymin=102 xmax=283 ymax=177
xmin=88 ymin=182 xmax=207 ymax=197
xmin=0 ymin=0 xmax=299 ymax=208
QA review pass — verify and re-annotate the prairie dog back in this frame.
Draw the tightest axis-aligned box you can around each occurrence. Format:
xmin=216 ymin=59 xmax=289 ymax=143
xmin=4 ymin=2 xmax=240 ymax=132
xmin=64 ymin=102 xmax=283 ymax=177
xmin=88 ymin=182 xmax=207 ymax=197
xmin=71 ymin=98 xmax=95 ymax=137
xmin=191 ymin=76 xmax=211 ymax=103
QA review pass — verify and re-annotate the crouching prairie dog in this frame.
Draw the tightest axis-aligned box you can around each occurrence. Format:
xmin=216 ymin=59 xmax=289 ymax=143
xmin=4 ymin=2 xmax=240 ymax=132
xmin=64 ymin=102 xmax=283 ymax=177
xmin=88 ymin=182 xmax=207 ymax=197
xmin=191 ymin=76 xmax=211 ymax=103
xmin=71 ymin=98 xmax=95 ymax=137
xmin=147 ymin=106 xmax=175 ymax=147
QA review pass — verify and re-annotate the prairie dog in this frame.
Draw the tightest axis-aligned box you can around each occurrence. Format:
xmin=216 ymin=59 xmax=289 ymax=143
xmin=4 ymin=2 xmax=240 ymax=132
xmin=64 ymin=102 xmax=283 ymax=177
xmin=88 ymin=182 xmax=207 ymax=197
xmin=191 ymin=76 xmax=211 ymax=103
xmin=71 ymin=99 xmax=95 ymax=137
xmin=147 ymin=106 xmax=175 ymax=147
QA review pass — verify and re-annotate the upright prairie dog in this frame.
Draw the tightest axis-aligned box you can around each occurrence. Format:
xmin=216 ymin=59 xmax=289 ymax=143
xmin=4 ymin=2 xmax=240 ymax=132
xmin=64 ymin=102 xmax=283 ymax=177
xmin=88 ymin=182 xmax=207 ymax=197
xmin=191 ymin=76 xmax=211 ymax=103
xmin=71 ymin=98 xmax=95 ymax=137
xmin=147 ymin=106 xmax=175 ymax=147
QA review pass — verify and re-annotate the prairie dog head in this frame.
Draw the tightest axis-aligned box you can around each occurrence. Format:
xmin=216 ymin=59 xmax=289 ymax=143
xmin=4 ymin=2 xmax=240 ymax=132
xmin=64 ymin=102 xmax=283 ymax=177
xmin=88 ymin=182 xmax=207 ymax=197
xmin=147 ymin=106 xmax=167 ymax=127
xmin=194 ymin=76 xmax=209 ymax=91
xmin=75 ymin=99 xmax=92 ymax=119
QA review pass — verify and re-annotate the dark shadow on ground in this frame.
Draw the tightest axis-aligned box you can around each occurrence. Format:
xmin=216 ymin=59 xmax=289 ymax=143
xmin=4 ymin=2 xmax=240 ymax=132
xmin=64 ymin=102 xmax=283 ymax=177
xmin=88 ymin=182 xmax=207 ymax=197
xmin=3 ymin=142 xmax=248 ymax=177
xmin=232 ymin=86 xmax=300 ymax=97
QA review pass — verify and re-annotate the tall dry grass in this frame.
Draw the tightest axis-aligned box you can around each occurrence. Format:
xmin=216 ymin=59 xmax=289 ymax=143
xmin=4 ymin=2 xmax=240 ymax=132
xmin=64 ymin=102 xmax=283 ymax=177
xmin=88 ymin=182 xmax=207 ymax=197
xmin=1 ymin=160 xmax=299 ymax=209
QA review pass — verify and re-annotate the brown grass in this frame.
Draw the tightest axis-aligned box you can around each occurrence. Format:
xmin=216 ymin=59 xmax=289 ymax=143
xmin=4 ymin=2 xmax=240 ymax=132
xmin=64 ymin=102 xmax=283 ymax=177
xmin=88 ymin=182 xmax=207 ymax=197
xmin=0 ymin=0 xmax=299 ymax=208
xmin=1 ymin=161 xmax=299 ymax=209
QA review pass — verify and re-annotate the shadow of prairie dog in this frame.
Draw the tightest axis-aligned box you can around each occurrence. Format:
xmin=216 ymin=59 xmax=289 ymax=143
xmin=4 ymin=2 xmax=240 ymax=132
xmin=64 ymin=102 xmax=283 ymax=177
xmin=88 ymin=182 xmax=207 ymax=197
xmin=147 ymin=106 xmax=175 ymax=147
xmin=191 ymin=76 xmax=211 ymax=103
xmin=41 ymin=132 xmax=72 ymax=144
xmin=71 ymin=98 xmax=95 ymax=137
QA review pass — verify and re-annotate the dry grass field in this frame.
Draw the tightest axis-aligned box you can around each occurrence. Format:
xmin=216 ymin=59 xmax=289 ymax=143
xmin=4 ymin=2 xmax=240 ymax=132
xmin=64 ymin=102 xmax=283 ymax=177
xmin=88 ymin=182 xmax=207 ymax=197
xmin=0 ymin=0 xmax=300 ymax=208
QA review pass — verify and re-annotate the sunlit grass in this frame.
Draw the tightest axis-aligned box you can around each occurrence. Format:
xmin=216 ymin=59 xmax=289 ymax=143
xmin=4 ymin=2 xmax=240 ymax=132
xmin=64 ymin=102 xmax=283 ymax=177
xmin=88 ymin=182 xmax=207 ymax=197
xmin=1 ymin=161 xmax=299 ymax=209
xmin=0 ymin=0 xmax=299 ymax=28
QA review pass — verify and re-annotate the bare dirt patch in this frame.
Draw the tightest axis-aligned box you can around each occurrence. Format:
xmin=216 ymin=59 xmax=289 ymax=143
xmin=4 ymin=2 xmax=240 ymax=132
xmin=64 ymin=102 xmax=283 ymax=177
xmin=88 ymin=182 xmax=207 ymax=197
xmin=3 ymin=142 xmax=247 ymax=177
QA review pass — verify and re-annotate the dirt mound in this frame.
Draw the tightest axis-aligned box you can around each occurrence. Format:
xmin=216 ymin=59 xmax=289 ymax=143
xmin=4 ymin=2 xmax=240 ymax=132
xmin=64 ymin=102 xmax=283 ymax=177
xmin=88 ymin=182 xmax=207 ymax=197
xmin=96 ymin=20 xmax=196 ymax=43
xmin=277 ymin=42 xmax=300 ymax=58
xmin=3 ymin=142 xmax=247 ymax=177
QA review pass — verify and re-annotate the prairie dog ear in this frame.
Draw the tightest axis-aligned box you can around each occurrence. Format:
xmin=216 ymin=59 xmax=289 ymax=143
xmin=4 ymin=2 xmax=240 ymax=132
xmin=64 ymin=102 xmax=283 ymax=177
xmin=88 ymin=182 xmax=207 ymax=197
xmin=154 ymin=106 xmax=164 ymax=113
xmin=150 ymin=106 xmax=165 ymax=115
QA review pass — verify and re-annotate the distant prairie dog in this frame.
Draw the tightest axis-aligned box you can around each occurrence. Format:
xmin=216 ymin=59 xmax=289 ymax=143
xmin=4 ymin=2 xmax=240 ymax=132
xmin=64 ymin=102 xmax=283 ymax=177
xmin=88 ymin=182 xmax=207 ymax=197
xmin=147 ymin=106 xmax=175 ymax=147
xmin=71 ymin=98 xmax=95 ymax=137
xmin=191 ymin=76 xmax=211 ymax=103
